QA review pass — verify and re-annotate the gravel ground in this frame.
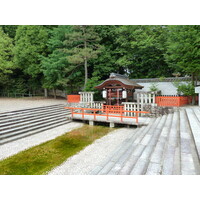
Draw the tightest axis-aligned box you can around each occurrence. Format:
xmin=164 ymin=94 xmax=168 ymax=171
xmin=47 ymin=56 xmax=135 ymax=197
xmin=0 ymin=122 xmax=83 ymax=161
xmin=48 ymin=127 xmax=136 ymax=175
xmin=0 ymin=97 xmax=67 ymax=113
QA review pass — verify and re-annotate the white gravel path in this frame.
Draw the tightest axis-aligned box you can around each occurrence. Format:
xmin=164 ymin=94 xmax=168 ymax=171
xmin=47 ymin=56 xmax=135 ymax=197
xmin=48 ymin=127 xmax=136 ymax=175
xmin=0 ymin=122 xmax=83 ymax=161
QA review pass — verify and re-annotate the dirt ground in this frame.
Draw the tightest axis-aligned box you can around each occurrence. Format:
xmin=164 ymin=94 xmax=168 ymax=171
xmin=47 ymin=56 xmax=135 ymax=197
xmin=0 ymin=97 xmax=67 ymax=113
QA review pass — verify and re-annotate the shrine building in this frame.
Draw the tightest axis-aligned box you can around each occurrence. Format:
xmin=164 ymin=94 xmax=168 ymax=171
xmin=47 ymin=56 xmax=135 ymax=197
xmin=95 ymin=73 xmax=143 ymax=105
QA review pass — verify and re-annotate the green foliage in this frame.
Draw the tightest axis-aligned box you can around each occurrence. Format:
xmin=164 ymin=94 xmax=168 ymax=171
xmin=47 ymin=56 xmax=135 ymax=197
xmin=0 ymin=25 xmax=200 ymax=96
xmin=0 ymin=28 xmax=14 ymax=86
xmin=115 ymin=25 xmax=171 ymax=78
xmin=64 ymin=25 xmax=103 ymax=91
xmin=0 ymin=25 xmax=18 ymax=38
xmin=166 ymin=25 xmax=200 ymax=84
xmin=41 ymin=25 xmax=83 ymax=93
xmin=149 ymin=83 xmax=159 ymax=92
xmin=14 ymin=25 xmax=49 ymax=77
xmin=173 ymin=81 xmax=195 ymax=96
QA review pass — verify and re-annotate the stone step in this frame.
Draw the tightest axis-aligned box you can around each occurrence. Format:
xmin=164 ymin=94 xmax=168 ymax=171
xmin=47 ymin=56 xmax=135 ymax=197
xmin=0 ymin=104 xmax=65 ymax=117
xmin=0 ymin=105 xmax=66 ymax=122
xmin=96 ymin=127 xmax=143 ymax=175
xmin=90 ymin=120 xmax=152 ymax=175
xmin=0 ymin=113 xmax=67 ymax=132
xmin=117 ymin=118 xmax=159 ymax=175
xmin=0 ymin=108 xmax=70 ymax=127
xmin=130 ymin=115 xmax=167 ymax=175
xmin=0 ymin=115 xmax=69 ymax=140
xmin=146 ymin=113 xmax=173 ymax=175
xmin=185 ymin=108 xmax=200 ymax=159
xmin=182 ymin=109 xmax=200 ymax=174
xmin=0 ymin=119 xmax=71 ymax=145
xmin=161 ymin=111 xmax=179 ymax=175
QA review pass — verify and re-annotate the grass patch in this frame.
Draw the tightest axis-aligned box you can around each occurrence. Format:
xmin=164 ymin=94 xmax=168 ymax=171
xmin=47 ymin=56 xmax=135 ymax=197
xmin=0 ymin=125 xmax=113 ymax=175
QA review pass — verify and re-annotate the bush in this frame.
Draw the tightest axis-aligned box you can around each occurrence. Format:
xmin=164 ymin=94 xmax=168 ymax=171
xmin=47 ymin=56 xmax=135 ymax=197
xmin=173 ymin=81 xmax=195 ymax=96
xmin=149 ymin=83 xmax=159 ymax=92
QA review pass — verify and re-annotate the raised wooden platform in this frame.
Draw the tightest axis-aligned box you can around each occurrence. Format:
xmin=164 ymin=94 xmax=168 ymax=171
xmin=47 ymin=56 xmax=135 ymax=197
xmin=68 ymin=114 xmax=150 ymax=127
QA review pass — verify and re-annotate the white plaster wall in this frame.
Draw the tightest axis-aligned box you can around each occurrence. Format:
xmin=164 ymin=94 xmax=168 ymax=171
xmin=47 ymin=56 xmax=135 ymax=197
xmin=135 ymin=82 xmax=186 ymax=95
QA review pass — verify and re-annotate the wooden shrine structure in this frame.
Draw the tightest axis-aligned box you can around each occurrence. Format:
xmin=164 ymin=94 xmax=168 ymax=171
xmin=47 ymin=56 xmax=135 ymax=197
xmin=95 ymin=73 xmax=143 ymax=105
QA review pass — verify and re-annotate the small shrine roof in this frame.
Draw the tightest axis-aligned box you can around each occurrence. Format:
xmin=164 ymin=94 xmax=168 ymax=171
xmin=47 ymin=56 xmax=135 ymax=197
xmin=95 ymin=73 xmax=143 ymax=90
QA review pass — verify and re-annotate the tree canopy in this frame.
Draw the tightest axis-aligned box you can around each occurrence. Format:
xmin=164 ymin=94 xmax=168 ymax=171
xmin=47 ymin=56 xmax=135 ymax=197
xmin=0 ymin=25 xmax=199 ymax=96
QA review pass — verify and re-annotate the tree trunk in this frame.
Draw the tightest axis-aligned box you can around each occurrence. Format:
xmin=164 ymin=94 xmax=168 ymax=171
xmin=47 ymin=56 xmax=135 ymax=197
xmin=53 ymin=88 xmax=56 ymax=99
xmin=83 ymin=26 xmax=88 ymax=91
xmin=84 ymin=57 xmax=88 ymax=91
xmin=191 ymin=73 xmax=195 ymax=105
xmin=44 ymin=88 xmax=48 ymax=98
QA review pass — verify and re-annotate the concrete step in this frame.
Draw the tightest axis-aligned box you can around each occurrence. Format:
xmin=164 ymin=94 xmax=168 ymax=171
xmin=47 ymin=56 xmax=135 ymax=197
xmin=0 ymin=108 xmax=70 ymax=127
xmin=0 ymin=107 xmax=68 ymax=125
xmin=0 ymin=105 xmax=66 ymax=121
xmin=130 ymin=115 xmax=167 ymax=175
xmin=146 ymin=113 xmax=173 ymax=175
xmin=95 ymin=127 xmax=143 ymax=175
xmin=161 ymin=111 xmax=179 ymax=175
xmin=0 ymin=112 xmax=69 ymax=132
xmin=0 ymin=119 xmax=71 ymax=145
xmin=179 ymin=109 xmax=197 ymax=174
xmin=0 ymin=116 xmax=70 ymax=141
xmin=90 ymin=119 xmax=153 ymax=175
xmin=0 ymin=104 xmax=65 ymax=117
xmin=103 ymin=118 xmax=157 ymax=175
xmin=185 ymin=108 xmax=200 ymax=159
xmin=0 ymin=114 xmax=68 ymax=138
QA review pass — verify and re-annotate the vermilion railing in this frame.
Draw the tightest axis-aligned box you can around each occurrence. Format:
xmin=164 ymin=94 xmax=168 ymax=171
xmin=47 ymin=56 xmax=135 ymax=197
xmin=67 ymin=95 xmax=80 ymax=103
xmin=156 ymin=96 xmax=191 ymax=107
xmin=65 ymin=106 xmax=149 ymax=124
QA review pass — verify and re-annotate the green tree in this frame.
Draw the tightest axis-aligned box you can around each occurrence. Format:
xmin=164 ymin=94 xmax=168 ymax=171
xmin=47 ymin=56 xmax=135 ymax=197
xmin=0 ymin=27 xmax=14 ymax=88
xmin=0 ymin=25 xmax=18 ymax=38
xmin=166 ymin=25 xmax=200 ymax=85
xmin=64 ymin=25 xmax=102 ymax=91
xmin=115 ymin=25 xmax=170 ymax=78
xmin=13 ymin=25 xmax=49 ymax=93
xmin=41 ymin=25 xmax=84 ymax=96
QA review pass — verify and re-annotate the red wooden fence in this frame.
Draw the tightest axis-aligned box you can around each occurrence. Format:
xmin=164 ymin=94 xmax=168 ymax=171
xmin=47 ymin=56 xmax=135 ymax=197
xmin=67 ymin=95 xmax=80 ymax=103
xmin=103 ymin=105 xmax=124 ymax=114
xmin=156 ymin=96 xmax=191 ymax=107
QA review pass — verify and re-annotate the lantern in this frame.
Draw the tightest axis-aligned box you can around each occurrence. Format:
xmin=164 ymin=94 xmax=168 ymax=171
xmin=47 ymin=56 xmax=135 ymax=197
xmin=122 ymin=90 xmax=127 ymax=98
xmin=102 ymin=90 xmax=107 ymax=98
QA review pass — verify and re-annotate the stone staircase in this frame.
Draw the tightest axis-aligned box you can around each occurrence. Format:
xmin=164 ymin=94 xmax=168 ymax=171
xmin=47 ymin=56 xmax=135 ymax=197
xmin=0 ymin=104 xmax=71 ymax=145
xmin=90 ymin=107 xmax=200 ymax=175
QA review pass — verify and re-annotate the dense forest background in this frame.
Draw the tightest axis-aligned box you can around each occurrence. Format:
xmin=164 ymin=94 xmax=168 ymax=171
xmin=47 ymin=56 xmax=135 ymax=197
xmin=0 ymin=25 xmax=199 ymax=96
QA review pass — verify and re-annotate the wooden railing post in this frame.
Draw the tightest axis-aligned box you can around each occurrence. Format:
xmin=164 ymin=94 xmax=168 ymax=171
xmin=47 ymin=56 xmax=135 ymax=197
xmin=82 ymin=108 xmax=84 ymax=119
xmin=71 ymin=108 xmax=74 ymax=118
xmin=94 ymin=111 xmax=96 ymax=120
xmin=136 ymin=112 xmax=138 ymax=123
xmin=106 ymin=107 xmax=108 ymax=120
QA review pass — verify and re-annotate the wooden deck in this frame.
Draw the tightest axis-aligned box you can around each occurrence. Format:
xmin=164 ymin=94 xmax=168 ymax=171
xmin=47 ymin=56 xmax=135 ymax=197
xmin=68 ymin=114 xmax=150 ymax=126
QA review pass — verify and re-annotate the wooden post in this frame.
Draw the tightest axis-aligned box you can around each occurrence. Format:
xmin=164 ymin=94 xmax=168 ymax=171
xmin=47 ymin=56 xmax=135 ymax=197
xmin=71 ymin=109 xmax=74 ymax=118
xmin=120 ymin=109 xmax=123 ymax=122
xmin=94 ymin=111 xmax=96 ymax=120
xmin=106 ymin=107 xmax=108 ymax=120
xmin=136 ymin=112 xmax=138 ymax=124
xmin=82 ymin=108 xmax=84 ymax=119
